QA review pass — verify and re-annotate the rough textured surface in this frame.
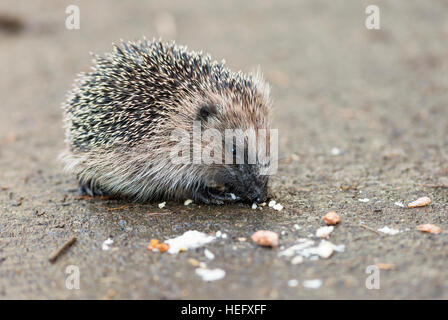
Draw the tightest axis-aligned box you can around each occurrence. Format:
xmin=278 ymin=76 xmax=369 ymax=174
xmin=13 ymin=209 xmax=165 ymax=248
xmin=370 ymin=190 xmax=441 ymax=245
xmin=0 ymin=0 xmax=447 ymax=299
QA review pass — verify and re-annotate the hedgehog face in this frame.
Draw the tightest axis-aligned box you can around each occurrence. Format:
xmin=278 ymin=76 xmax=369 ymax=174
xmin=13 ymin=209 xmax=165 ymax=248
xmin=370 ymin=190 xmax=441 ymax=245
xmin=224 ymin=136 xmax=271 ymax=203
xmin=196 ymin=97 xmax=272 ymax=203
xmin=218 ymin=164 xmax=269 ymax=203
xmin=205 ymin=129 xmax=270 ymax=204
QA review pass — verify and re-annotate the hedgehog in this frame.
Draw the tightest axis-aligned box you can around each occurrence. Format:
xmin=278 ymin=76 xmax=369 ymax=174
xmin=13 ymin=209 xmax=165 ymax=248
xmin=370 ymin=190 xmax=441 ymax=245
xmin=60 ymin=38 xmax=273 ymax=204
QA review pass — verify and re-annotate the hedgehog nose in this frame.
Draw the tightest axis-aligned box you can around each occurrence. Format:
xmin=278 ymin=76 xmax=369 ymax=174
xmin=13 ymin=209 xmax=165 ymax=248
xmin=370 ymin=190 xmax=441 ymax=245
xmin=251 ymin=190 xmax=267 ymax=204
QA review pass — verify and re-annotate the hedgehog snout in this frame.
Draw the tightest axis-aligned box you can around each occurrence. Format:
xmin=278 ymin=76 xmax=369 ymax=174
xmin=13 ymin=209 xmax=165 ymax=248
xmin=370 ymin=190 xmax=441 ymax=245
xmin=246 ymin=179 xmax=268 ymax=203
xmin=249 ymin=186 xmax=267 ymax=203
xmin=238 ymin=166 xmax=268 ymax=203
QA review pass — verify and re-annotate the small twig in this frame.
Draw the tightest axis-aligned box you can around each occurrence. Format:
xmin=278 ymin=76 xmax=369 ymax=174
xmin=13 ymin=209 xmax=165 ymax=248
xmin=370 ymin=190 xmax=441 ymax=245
xmin=49 ymin=237 xmax=77 ymax=263
xmin=348 ymin=224 xmax=382 ymax=236
xmin=147 ymin=212 xmax=171 ymax=216
xmin=418 ymin=183 xmax=448 ymax=189
xmin=359 ymin=224 xmax=382 ymax=236
xmin=107 ymin=205 xmax=132 ymax=211
xmin=75 ymin=195 xmax=112 ymax=201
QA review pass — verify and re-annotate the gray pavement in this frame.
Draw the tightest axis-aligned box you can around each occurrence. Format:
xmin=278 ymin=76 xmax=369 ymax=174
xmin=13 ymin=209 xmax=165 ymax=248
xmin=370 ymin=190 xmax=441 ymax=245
xmin=0 ymin=0 xmax=447 ymax=299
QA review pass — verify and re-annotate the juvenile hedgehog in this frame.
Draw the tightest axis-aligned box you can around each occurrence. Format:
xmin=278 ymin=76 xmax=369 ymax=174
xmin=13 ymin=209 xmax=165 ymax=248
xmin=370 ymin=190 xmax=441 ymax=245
xmin=61 ymin=39 xmax=273 ymax=204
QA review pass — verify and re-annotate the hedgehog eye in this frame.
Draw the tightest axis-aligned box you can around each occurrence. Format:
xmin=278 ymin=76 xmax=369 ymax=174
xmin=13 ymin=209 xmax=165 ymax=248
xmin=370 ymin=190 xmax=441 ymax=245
xmin=197 ymin=103 xmax=218 ymax=121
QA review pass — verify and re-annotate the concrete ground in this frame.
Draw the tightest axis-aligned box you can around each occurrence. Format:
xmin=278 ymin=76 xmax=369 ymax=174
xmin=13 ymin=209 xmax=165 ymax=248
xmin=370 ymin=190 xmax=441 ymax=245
xmin=0 ymin=0 xmax=447 ymax=299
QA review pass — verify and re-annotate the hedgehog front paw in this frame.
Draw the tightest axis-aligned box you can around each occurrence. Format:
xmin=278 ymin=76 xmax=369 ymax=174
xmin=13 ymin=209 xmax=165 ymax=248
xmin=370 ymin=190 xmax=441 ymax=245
xmin=193 ymin=188 xmax=241 ymax=205
xmin=78 ymin=181 xmax=110 ymax=198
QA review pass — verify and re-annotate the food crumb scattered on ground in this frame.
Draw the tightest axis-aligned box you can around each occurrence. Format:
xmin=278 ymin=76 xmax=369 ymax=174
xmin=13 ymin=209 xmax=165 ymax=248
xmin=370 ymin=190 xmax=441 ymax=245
xmin=315 ymin=226 xmax=334 ymax=238
xmin=184 ymin=199 xmax=193 ymax=206
xmin=215 ymin=231 xmax=227 ymax=239
xmin=378 ymin=226 xmax=400 ymax=235
xmin=251 ymin=230 xmax=279 ymax=247
xmin=287 ymin=279 xmax=299 ymax=287
xmin=358 ymin=198 xmax=370 ymax=203
xmin=251 ymin=203 xmax=257 ymax=210
xmin=408 ymin=197 xmax=431 ymax=208
xmin=204 ymin=249 xmax=215 ymax=260
xmin=188 ymin=258 xmax=201 ymax=267
xmin=147 ymin=239 xmax=170 ymax=252
xmin=158 ymin=202 xmax=166 ymax=209
xmin=154 ymin=243 xmax=169 ymax=253
xmin=165 ymin=230 xmax=215 ymax=254
xmin=279 ymin=239 xmax=314 ymax=257
xmin=303 ymin=279 xmax=322 ymax=289
xmin=416 ymin=224 xmax=442 ymax=234
xmin=279 ymin=238 xmax=344 ymax=261
xmin=267 ymin=199 xmax=284 ymax=210
xmin=394 ymin=201 xmax=405 ymax=208
xmin=314 ymin=240 xmax=334 ymax=259
xmin=375 ymin=263 xmax=396 ymax=270
xmin=102 ymin=238 xmax=114 ymax=251
xmin=291 ymin=256 xmax=304 ymax=265
xmin=195 ymin=268 xmax=226 ymax=282
xmin=331 ymin=147 xmax=341 ymax=156
xmin=323 ymin=211 xmax=340 ymax=225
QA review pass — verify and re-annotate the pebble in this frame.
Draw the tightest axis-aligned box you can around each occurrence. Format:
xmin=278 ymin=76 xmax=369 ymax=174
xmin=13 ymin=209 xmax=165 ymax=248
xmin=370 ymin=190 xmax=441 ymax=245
xmin=323 ymin=211 xmax=340 ymax=225
xmin=251 ymin=230 xmax=279 ymax=247
xmin=408 ymin=197 xmax=431 ymax=208
xmin=417 ymin=224 xmax=442 ymax=234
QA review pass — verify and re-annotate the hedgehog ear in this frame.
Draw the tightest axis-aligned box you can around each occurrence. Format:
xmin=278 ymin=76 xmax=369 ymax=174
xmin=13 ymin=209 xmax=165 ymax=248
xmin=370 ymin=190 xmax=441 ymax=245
xmin=197 ymin=104 xmax=218 ymax=122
